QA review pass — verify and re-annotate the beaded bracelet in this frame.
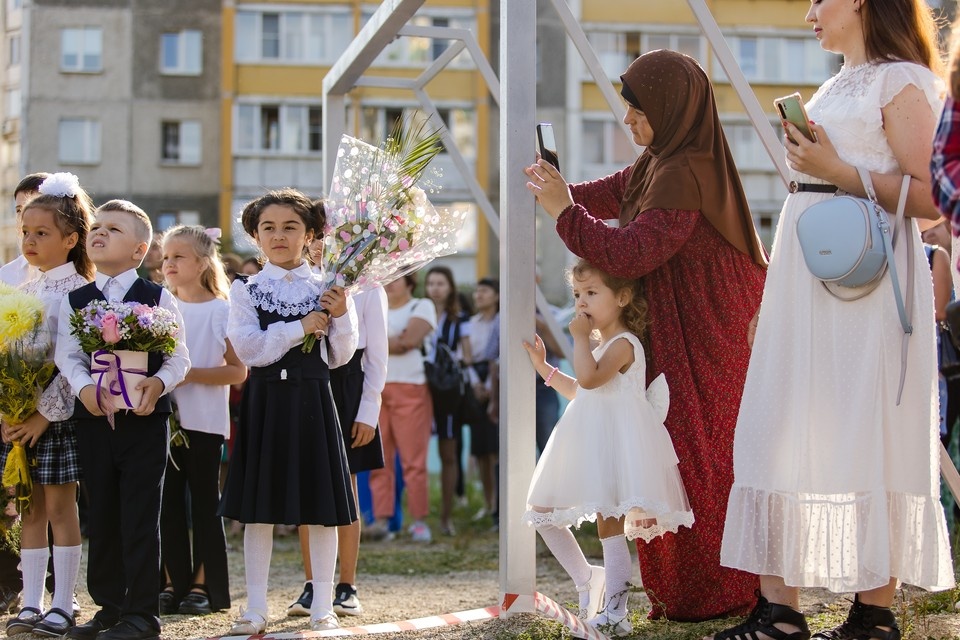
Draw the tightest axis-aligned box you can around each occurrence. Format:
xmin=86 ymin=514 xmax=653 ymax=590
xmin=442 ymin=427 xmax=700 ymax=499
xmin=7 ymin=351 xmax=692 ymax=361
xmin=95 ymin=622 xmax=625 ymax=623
xmin=543 ymin=366 xmax=559 ymax=387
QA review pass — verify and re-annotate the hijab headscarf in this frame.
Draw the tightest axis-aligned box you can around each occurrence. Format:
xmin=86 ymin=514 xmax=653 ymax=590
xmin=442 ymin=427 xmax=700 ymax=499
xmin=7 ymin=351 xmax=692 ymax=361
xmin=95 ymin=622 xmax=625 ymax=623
xmin=619 ymin=50 xmax=768 ymax=267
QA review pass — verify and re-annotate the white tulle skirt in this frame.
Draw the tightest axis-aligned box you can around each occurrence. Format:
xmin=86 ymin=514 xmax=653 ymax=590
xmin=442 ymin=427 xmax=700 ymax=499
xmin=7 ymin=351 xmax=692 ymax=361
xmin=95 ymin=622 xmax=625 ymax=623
xmin=524 ymin=375 xmax=694 ymax=542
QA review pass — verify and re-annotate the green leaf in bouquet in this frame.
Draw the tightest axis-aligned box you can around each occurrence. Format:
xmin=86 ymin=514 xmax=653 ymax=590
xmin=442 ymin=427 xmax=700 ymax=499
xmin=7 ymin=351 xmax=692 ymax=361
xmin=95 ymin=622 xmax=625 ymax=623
xmin=383 ymin=116 xmax=443 ymax=210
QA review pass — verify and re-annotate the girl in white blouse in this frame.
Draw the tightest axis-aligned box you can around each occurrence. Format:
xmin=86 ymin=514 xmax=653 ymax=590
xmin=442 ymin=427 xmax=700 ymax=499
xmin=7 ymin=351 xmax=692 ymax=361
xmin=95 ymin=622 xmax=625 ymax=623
xmin=0 ymin=174 xmax=94 ymax=637
xmin=219 ymin=190 xmax=358 ymax=635
xmin=158 ymin=226 xmax=246 ymax=616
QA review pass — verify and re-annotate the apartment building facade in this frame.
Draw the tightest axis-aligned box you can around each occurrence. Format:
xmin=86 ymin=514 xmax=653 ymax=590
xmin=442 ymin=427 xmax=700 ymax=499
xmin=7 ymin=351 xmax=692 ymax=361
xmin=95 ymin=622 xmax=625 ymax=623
xmin=0 ymin=0 xmax=222 ymax=262
xmin=223 ymin=0 xmax=489 ymax=280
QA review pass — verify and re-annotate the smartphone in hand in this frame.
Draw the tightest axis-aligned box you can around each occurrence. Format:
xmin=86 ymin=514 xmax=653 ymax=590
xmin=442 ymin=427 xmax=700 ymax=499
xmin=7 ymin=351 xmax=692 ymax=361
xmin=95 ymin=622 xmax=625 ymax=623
xmin=774 ymin=93 xmax=817 ymax=144
xmin=537 ymin=123 xmax=560 ymax=172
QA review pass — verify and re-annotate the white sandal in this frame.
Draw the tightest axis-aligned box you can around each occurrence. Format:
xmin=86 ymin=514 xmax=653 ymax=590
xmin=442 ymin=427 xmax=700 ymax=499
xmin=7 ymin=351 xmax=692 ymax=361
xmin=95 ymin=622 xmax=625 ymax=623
xmin=227 ymin=608 xmax=267 ymax=636
xmin=576 ymin=565 xmax=605 ymax=620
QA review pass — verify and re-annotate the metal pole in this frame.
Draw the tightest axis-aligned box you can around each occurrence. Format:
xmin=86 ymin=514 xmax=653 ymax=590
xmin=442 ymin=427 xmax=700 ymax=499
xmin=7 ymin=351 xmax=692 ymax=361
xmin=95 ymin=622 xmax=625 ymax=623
xmin=498 ymin=0 xmax=537 ymax=616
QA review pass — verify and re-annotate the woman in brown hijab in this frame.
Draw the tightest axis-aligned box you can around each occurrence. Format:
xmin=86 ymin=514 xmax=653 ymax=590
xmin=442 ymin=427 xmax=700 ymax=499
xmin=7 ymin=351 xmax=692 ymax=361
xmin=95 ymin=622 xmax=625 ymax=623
xmin=524 ymin=49 xmax=765 ymax=621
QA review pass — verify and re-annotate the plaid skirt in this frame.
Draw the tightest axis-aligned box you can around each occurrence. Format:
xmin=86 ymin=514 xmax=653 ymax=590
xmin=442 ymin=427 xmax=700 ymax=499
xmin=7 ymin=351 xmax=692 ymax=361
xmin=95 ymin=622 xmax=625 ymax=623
xmin=0 ymin=420 xmax=81 ymax=485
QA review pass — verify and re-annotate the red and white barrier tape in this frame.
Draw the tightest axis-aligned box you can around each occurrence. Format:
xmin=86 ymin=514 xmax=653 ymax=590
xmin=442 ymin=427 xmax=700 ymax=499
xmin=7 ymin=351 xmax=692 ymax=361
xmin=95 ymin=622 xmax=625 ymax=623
xmin=206 ymin=591 xmax=605 ymax=639
xmin=208 ymin=605 xmax=499 ymax=639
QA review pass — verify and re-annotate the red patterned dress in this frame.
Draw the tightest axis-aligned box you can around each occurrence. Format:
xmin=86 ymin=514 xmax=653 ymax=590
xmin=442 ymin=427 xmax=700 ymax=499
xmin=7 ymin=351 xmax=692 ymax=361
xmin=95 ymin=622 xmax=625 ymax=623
xmin=560 ymin=167 xmax=765 ymax=621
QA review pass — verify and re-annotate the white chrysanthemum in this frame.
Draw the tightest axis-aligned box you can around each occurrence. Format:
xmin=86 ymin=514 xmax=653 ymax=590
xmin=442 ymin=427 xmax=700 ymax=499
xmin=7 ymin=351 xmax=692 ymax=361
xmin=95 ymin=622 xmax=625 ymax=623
xmin=38 ymin=172 xmax=81 ymax=198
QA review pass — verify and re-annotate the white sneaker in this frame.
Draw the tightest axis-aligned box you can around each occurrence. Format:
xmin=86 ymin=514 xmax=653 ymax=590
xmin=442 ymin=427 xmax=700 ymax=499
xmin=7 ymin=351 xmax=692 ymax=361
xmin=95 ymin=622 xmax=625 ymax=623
xmin=227 ymin=609 xmax=267 ymax=636
xmin=576 ymin=565 xmax=605 ymax=620
xmin=408 ymin=520 xmax=432 ymax=542
xmin=309 ymin=613 xmax=339 ymax=631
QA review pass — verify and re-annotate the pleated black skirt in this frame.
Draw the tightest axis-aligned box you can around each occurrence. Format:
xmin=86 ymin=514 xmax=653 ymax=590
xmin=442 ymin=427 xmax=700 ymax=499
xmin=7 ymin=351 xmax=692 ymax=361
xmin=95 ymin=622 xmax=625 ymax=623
xmin=330 ymin=348 xmax=385 ymax=473
xmin=218 ymin=346 xmax=357 ymax=526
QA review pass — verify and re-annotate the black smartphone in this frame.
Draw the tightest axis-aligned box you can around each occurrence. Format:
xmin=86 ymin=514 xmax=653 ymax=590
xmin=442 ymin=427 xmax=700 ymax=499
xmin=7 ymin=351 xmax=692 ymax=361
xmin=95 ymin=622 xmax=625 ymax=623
xmin=537 ymin=123 xmax=560 ymax=172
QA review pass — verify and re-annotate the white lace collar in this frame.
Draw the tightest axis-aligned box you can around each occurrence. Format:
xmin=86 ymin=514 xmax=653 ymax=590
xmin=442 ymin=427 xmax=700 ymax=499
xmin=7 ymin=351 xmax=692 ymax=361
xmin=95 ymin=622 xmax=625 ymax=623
xmin=247 ymin=260 xmax=323 ymax=317
xmin=37 ymin=261 xmax=78 ymax=282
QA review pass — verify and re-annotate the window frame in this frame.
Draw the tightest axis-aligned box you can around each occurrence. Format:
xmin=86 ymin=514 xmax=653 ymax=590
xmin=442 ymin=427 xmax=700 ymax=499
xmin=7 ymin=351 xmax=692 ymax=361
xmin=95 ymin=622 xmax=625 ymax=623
xmin=234 ymin=6 xmax=353 ymax=65
xmin=159 ymin=30 xmax=203 ymax=76
xmin=161 ymin=120 xmax=202 ymax=166
xmin=234 ymin=101 xmax=323 ymax=156
xmin=58 ymin=118 xmax=101 ymax=165
xmin=60 ymin=27 xmax=103 ymax=73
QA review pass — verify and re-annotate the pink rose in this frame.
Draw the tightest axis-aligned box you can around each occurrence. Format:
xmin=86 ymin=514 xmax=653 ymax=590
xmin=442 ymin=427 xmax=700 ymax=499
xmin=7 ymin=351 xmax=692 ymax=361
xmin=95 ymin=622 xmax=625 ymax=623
xmin=132 ymin=304 xmax=151 ymax=315
xmin=101 ymin=313 xmax=121 ymax=344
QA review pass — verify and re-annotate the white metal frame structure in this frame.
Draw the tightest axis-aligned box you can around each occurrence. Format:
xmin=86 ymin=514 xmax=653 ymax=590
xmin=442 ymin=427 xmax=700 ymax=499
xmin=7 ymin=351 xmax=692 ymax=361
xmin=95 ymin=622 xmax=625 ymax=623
xmin=324 ymin=0 xmax=957 ymax=619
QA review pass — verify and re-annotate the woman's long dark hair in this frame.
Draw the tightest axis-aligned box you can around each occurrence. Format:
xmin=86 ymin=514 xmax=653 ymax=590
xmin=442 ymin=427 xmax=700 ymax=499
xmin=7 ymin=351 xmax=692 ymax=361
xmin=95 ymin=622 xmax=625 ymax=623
xmin=426 ymin=265 xmax=461 ymax=317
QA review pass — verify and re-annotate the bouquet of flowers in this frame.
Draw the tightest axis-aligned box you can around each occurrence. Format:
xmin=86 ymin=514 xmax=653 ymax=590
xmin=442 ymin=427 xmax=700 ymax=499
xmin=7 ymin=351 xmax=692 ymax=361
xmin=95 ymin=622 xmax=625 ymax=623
xmin=306 ymin=119 xmax=468 ymax=352
xmin=0 ymin=289 xmax=56 ymax=515
xmin=69 ymin=300 xmax=180 ymax=423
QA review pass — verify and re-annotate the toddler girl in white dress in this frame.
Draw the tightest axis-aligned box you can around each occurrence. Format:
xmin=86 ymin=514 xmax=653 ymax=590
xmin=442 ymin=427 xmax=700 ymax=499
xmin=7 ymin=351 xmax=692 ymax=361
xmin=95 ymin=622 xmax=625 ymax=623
xmin=523 ymin=259 xmax=694 ymax=636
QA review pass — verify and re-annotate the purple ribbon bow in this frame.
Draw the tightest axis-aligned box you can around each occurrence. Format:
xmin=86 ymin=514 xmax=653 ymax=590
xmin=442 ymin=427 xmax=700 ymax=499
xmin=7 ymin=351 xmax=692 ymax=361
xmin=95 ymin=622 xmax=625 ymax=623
xmin=91 ymin=350 xmax=147 ymax=427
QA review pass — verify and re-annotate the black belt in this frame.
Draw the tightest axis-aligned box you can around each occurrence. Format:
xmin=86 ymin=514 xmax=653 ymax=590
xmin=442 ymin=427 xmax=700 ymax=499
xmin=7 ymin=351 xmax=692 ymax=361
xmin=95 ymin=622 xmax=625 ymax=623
xmin=789 ymin=181 xmax=838 ymax=194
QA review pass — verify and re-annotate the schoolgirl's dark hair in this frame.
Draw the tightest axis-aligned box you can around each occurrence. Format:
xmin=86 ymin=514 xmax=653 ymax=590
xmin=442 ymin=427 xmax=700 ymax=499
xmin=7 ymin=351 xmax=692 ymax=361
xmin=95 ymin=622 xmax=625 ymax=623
xmin=568 ymin=259 xmax=648 ymax=340
xmin=240 ymin=188 xmax=325 ymax=239
xmin=14 ymin=173 xmax=51 ymax=198
xmin=22 ymin=190 xmax=95 ymax=281
xmin=426 ymin=265 xmax=460 ymax=316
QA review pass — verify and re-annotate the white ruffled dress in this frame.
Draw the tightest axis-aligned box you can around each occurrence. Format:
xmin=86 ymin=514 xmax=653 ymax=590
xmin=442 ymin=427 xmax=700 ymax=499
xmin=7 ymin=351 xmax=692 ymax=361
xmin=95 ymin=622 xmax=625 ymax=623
xmin=524 ymin=332 xmax=694 ymax=541
xmin=720 ymin=61 xmax=955 ymax=592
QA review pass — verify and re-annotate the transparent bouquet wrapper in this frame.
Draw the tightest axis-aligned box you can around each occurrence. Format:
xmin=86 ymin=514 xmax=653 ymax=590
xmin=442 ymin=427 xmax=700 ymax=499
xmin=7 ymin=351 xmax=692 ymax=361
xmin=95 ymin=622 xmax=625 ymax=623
xmin=90 ymin=349 xmax=148 ymax=413
xmin=318 ymin=134 xmax=469 ymax=295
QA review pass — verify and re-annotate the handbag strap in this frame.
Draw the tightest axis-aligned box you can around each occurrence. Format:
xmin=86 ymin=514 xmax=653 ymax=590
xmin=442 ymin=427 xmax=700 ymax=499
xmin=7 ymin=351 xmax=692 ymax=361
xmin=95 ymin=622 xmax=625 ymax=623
xmin=858 ymin=167 xmax=913 ymax=404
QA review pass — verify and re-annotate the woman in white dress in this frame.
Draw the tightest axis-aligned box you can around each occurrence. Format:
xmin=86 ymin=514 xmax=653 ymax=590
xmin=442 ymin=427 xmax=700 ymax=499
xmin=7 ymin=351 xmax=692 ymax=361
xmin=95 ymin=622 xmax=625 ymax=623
xmin=712 ymin=2 xmax=955 ymax=640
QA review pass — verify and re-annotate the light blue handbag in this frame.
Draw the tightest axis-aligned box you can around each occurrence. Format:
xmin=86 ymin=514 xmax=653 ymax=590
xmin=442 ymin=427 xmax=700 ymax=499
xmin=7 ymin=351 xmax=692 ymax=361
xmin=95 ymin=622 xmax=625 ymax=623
xmin=795 ymin=168 xmax=914 ymax=403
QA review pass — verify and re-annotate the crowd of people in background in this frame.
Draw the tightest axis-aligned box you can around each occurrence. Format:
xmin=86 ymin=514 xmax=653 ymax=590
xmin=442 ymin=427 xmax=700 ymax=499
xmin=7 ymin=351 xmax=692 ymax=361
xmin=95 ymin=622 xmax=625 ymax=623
xmin=0 ymin=171 xmax=523 ymax=638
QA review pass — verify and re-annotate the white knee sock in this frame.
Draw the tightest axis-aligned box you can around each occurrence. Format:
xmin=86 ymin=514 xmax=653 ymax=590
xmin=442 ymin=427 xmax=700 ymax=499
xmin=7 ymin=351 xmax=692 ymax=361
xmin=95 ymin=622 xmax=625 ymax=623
xmin=20 ymin=547 xmax=49 ymax=613
xmin=600 ymin=535 xmax=631 ymax=618
xmin=536 ymin=524 xmax=591 ymax=609
xmin=47 ymin=545 xmax=82 ymax=623
xmin=306 ymin=525 xmax=338 ymax=619
xmin=243 ymin=524 xmax=274 ymax=620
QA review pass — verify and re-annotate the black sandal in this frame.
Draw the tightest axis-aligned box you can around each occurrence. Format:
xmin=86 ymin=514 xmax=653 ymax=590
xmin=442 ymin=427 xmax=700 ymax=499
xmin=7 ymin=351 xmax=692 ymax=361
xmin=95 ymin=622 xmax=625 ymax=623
xmin=713 ymin=591 xmax=811 ymax=640
xmin=812 ymin=596 xmax=900 ymax=640
xmin=5 ymin=607 xmax=42 ymax=636
xmin=159 ymin=585 xmax=177 ymax=616
xmin=32 ymin=607 xmax=76 ymax=638
xmin=178 ymin=584 xmax=212 ymax=616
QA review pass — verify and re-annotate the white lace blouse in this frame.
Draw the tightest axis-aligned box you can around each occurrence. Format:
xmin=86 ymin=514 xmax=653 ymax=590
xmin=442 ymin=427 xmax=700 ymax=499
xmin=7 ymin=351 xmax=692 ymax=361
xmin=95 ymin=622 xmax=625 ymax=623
xmin=20 ymin=262 xmax=89 ymax=423
xmin=227 ymin=261 xmax=358 ymax=369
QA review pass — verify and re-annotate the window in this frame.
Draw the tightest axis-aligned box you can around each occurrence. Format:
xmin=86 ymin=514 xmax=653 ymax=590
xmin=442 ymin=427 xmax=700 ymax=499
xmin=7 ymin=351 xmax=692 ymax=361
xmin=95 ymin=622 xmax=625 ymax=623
xmin=8 ymin=35 xmax=19 ymax=67
xmin=360 ymin=105 xmax=475 ymax=158
xmin=580 ymin=117 xmax=636 ymax=166
xmin=716 ymin=35 xmax=839 ymax=84
xmin=724 ymin=121 xmax=780 ymax=171
xmin=5 ymin=89 xmax=20 ymax=119
xmin=235 ymin=103 xmax=322 ymax=154
xmin=584 ymin=29 xmax=702 ymax=80
xmin=160 ymin=30 xmax=202 ymax=75
xmin=235 ymin=9 xmax=352 ymax=64
xmin=58 ymin=118 xmax=101 ymax=164
xmin=156 ymin=211 xmax=200 ymax=232
xmin=61 ymin=27 xmax=102 ymax=72
xmin=370 ymin=14 xmax=476 ymax=69
xmin=161 ymin=121 xmax=202 ymax=165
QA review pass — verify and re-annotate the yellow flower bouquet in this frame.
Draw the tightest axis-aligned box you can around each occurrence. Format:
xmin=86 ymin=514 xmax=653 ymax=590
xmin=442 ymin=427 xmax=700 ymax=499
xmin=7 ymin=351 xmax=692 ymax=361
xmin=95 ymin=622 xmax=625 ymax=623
xmin=0 ymin=289 xmax=56 ymax=515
